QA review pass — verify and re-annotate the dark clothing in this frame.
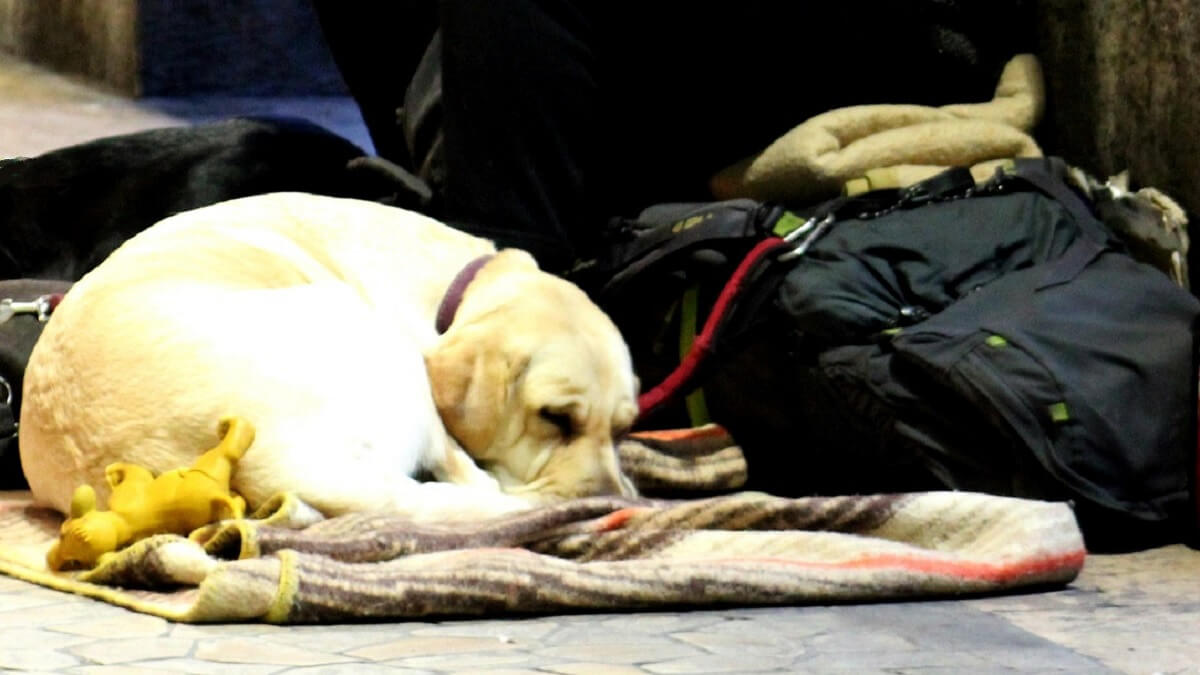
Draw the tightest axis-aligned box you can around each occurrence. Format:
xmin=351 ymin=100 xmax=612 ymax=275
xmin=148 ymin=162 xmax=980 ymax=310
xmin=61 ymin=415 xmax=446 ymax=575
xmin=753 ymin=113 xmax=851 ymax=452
xmin=313 ymin=1 xmax=1031 ymax=272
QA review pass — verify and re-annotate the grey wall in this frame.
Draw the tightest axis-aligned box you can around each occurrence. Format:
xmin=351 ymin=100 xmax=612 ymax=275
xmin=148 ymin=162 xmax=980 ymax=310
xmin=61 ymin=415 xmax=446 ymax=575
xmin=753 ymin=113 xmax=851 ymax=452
xmin=1035 ymin=0 xmax=1200 ymax=219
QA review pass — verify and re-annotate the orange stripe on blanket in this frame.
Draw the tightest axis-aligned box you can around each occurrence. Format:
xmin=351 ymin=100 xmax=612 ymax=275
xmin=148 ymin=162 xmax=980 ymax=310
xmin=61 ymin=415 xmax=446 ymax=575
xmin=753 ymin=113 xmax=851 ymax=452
xmin=629 ymin=424 xmax=729 ymax=442
xmin=693 ymin=549 xmax=1087 ymax=584
xmin=596 ymin=508 xmax=647 ymax=531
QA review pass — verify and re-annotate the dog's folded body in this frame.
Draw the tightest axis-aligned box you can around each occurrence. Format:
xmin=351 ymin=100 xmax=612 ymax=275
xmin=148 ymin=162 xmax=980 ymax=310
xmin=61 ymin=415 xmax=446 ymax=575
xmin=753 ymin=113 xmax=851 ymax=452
xmin=20 ymin=193 xmax=639 ymax=522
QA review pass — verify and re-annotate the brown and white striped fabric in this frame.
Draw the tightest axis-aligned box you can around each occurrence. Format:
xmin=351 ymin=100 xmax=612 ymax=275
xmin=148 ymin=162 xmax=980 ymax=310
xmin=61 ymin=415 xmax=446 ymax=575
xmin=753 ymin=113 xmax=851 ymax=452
xmin=0 ymin=426 xmax=1086 ymax=623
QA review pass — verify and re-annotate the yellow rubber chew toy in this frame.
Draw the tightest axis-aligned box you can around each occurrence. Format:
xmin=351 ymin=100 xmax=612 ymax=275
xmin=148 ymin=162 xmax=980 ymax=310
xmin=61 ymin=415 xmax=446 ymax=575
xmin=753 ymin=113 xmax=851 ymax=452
xmin=46 ymin=416 xmax=254 ymax=571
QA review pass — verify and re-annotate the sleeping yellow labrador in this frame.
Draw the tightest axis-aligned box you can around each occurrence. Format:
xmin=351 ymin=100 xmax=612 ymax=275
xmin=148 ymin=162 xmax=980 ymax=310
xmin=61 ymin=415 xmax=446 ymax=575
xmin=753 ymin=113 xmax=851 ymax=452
xmin=19 ymin=192 xmax=639 ymax=522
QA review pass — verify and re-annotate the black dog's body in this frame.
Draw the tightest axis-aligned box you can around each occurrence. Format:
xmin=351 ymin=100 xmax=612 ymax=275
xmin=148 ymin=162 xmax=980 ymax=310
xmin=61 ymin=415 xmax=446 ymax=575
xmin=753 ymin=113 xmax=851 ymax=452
xmin=0 ymin=117 xmax=425 ymax=281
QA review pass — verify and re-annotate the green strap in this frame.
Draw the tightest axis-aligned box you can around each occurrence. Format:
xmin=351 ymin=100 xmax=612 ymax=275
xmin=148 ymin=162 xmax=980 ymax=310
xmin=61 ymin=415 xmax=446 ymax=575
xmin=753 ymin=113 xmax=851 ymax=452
xmin=772 ymin=211 xmax=807 ymax=238
xmin=679 ymin=286 xmax=711 ymax=426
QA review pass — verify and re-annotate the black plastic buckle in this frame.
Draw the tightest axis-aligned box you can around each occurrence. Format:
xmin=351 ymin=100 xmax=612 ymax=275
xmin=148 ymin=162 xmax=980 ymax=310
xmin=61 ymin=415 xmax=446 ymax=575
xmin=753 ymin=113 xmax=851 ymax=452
xmin=898 ymin=166 xmax=976 ymax=208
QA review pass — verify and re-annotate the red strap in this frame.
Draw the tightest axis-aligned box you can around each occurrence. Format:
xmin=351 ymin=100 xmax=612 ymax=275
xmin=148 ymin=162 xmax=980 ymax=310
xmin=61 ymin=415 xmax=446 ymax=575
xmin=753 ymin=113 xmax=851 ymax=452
xmin=638 ymin=237 xmax=789 ymax=416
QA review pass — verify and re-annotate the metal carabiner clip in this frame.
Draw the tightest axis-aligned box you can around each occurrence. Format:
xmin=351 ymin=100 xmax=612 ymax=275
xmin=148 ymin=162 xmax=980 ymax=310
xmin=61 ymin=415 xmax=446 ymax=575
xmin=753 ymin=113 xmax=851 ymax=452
xmin=0 ymin=294 xmax=57 ymax=325
xmin=778 ymin=213 xmax=835 ymax=262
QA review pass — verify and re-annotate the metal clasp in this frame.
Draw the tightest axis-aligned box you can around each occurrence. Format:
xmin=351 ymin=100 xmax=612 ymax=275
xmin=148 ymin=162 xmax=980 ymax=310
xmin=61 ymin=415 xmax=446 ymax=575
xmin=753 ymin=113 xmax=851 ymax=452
xmin=0 ymin=294 xmax=56 ymax=324
xmin=778 ymin=213 xmax=835 ymax=262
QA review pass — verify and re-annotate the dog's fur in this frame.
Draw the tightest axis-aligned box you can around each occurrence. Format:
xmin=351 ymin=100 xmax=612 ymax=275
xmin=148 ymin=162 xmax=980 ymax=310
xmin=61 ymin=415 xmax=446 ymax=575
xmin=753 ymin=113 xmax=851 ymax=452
xmin=0 ymin=118 xmax=430 ymax=491
xmin=19 ymin=193 xmax=638 ymax=522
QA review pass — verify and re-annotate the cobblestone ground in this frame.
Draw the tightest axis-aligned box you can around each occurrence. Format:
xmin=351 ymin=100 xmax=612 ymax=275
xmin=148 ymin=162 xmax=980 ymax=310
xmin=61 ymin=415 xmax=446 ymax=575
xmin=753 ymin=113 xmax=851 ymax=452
xmin=2 ymin=54 xmax=1199 ymax=674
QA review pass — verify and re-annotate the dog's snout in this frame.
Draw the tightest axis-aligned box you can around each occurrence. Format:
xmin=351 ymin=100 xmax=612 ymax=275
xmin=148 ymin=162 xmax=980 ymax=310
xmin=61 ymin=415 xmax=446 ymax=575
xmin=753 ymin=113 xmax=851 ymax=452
xmin=616 ymin=469 xmax=639 ymax=497
xmin=531 ymin=440 xmax=638 ymax=499
xmin=584 ymin=449 xmax=638 ymax=498
xmin=587 ymin=466 xmax=633 ymax=497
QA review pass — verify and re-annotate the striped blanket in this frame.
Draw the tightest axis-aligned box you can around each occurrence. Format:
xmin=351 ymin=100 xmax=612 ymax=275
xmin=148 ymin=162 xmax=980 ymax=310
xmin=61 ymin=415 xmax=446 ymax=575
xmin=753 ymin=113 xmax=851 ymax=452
xmin=0 ymin=426 xmax=1086 ymax=623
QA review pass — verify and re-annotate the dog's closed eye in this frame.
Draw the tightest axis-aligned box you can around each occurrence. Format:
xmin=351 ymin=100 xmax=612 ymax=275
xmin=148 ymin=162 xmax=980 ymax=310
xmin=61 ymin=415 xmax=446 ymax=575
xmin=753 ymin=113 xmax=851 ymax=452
xmin=538 ymin=407 xmax=575 ymax=436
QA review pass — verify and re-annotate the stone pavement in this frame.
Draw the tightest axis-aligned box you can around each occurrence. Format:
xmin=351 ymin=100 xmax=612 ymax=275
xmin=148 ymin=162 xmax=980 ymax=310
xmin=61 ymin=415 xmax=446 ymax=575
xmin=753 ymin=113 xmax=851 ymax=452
xmin=2 ymin=53 xmax=1199 ymax=675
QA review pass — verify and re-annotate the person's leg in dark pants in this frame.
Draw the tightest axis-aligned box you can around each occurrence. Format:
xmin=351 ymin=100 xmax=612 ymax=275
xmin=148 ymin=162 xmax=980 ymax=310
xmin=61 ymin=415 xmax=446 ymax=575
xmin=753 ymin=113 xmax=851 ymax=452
xmin=432 ymin=3 xmax=823 ymax=272
xmin=436 ymin=0 xmax=599 ymax=273
xmin=312 ymin=1 xmax=438 ymax=165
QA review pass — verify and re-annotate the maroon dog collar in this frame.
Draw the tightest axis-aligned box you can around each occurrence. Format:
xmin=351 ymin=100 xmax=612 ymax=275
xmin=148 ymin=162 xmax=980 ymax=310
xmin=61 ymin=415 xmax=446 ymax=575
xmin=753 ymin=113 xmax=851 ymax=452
xmin=435 ymin=255 xmax=495 ymax=334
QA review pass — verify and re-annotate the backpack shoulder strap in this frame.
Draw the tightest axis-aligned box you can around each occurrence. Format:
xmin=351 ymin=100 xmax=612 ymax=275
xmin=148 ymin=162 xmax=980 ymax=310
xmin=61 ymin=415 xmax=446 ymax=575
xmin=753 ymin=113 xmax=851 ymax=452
xmin=1005 ymin=158 xmax=1112 ymax=244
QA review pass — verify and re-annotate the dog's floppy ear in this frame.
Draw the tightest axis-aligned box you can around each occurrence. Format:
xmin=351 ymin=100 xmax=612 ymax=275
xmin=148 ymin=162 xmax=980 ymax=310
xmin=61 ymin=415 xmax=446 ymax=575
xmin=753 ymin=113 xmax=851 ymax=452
xmin=487 ymin=249 xmax=540 ymax=274
xmin=426 ymin=330 xmax=524 ymax=456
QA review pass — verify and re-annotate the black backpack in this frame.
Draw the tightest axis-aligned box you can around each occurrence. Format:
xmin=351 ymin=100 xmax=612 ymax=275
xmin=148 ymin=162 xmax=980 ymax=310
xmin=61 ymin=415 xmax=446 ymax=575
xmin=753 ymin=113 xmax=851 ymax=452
xmin=577 ymin=158 xmax=1199 ymax=552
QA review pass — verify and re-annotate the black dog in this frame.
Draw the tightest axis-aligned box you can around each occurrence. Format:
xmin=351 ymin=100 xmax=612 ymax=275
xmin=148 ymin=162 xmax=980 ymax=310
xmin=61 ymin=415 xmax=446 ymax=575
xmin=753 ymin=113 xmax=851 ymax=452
xmin=0 ymin=116 xmax=429 ymax=281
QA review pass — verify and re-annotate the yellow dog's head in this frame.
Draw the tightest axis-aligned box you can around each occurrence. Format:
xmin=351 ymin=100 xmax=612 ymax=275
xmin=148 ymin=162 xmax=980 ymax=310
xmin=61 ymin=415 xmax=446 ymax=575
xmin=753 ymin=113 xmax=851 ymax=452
xmin=426 ymin=250 xmax=639 ymax=499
